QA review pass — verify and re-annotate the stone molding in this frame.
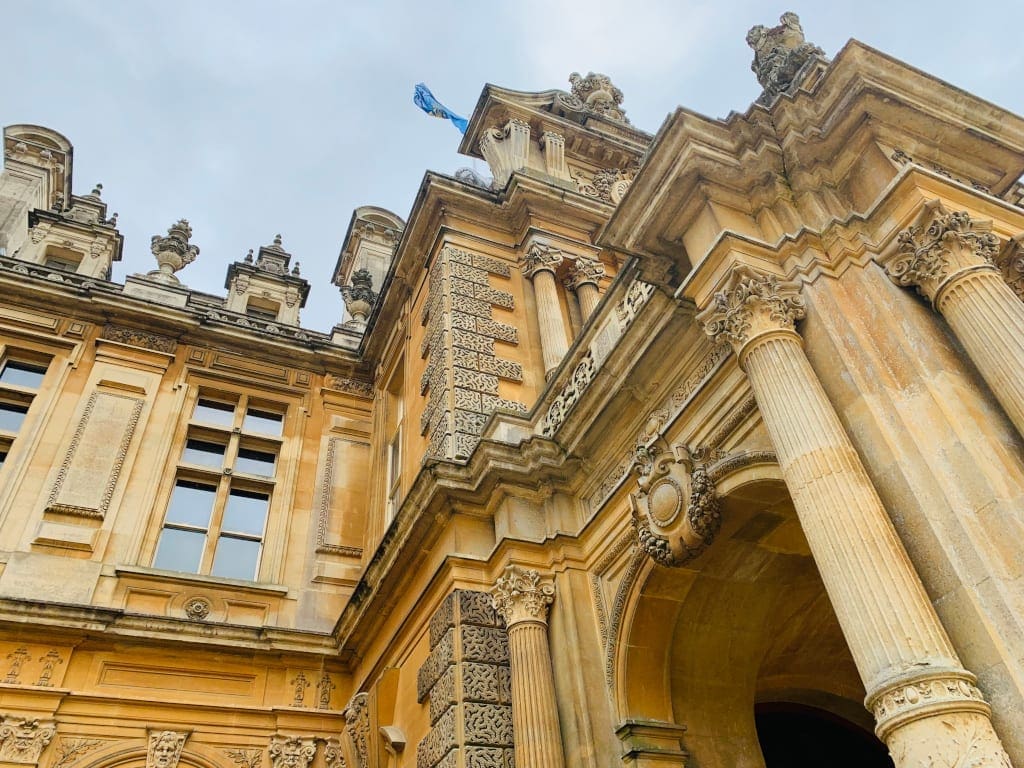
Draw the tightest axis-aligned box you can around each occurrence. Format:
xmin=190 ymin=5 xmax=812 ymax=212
xmin=147 ymin=730 xmax=189 ymax=768
xmin=490 ymin=565 xmax=555 ymax=626
xmin=867 ymin=670 xmax=990 ymax=739
xmin=884 ymin=206 xmax=1000 ymax=307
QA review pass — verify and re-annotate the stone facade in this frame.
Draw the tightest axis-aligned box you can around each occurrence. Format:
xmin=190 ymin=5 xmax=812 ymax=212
xmin=0 ymin=11 xmax=1022 ymax=768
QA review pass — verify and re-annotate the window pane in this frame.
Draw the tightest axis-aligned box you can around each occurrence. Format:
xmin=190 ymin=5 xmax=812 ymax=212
xmin=222 ymin=489 xmax=269 ymax=536
xmin=243 ymin=408 xmax=283 ymax=436
xmin=193 ymin=399 xmax=236 ymax=428
xmin=0 ymin=362 xmax=46 ymax=389
xmin=153 ymin=528 xmax=206 ymax=573
xmin=0 ymin=403 xmax=28 ymax=433
xmin=165 ymin=480 xmax=216 ymax=528
xmin=235 ymin=447 xmax=276 ymax=476
xmin=182 ymin=439 xmax=225 ymax=468
xmin=211 ymin=536 xmax=261 ymax=580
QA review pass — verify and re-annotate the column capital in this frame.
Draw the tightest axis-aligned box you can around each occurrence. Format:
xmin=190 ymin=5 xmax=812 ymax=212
xmin=522 ymin=242 xmax=564 ymax=279
xmin=491 ymin=565 xmax=555 ymax=625
xmin=696 ymin=272 xmax=805 ymax=359
xmin=563 ymin=256 xmax=605 ymax=291
xmin=884 ymin=206 xmax=1000 ymax=306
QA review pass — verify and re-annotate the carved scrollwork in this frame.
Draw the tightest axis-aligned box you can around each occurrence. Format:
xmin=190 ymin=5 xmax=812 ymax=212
xmin=343 ymin=693 xmax=370 ymax=768
xmin=268 ymin=736 xmax=316 ymax=768
xmin=631 ymin=443 xmax=722 ymax=567
xmin=886 ymin=208 xmax=1000 ymax=305
xmin=490 ymin=565 xmax=555 ymax=625
xmin=995 ymin=235 xmax=1024 ymax=302
xmin=698 ymin=272 xmax=805 ymax=352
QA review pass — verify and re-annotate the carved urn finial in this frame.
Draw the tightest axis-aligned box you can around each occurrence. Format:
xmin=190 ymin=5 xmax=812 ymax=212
xmin=746 ymin=12 xmax=825 ymax=104
xmin=148 ymin=218 xmax=199 ymax=284
xmin=87 ymin=182 xmax=103 ymax=199
xmin=568 ymin=72 xmax=628 ymax=123
xmin=340 ymin=268 xmax=378 ymax=327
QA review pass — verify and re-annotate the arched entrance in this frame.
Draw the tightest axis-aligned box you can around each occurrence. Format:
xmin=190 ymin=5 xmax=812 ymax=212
xmin=616 ymin=474 xmax=892 ymax=767
xmin=755 ymin=701 xmax=893 ymax=767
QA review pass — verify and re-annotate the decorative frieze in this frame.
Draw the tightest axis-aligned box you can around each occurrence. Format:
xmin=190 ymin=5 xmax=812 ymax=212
xmin=416 ymin=591 xmax=513 ymax=768
xmin=101 ymin=324 xmax=176 ymax=353
xmin=421 ymin=246 xmax=526 ymax=462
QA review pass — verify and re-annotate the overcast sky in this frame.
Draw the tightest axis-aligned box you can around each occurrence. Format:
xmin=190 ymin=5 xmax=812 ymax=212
xmin=6 ymin=1 xmax=1023 ymax=333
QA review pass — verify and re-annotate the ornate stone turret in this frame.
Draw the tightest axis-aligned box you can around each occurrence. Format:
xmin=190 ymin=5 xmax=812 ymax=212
xmin=147 ymin=219 xmax=198 ymax=284
xmin=224 ymin=234 xmax=310 ymax=326
xmin=746 ymin=12 xmax=827 ymax=104
xmin=18 ymin=180 xmax=123 ymax=279
xmin=332 ymin=207 xmax=403 ymax=339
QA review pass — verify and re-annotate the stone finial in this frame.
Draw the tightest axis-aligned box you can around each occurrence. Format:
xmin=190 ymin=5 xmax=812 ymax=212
xmin=147 ymin=731 xmax=188 ymax=768
xmin=746 ymin=12 xmax=825 ymax=104
xmin=87 ymin=183 xmax=103 ymax=199
xmin=491 ymin=565 xmax=555 ymax=625
xmin=340 ymin=268 xmax=378 ymax=327
xmin=149 ymin=219 xmax=199 ymax=284
xmin=569 ymin=72 xmax=628 ymax=123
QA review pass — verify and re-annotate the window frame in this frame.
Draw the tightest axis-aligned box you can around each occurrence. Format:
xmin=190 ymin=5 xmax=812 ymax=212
xmin=0 ymin=353 xmax=52 ymax=470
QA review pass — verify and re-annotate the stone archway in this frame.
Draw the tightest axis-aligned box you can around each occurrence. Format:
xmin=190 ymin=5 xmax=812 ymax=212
xmin=617 ymin=476 xmax=888 ymax=767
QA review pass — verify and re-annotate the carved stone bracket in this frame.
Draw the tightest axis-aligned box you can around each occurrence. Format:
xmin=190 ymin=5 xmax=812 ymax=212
xmin=343 ymin=693 xmax=370 ymax=768
xmin=491 ymin=565 xmax=555 ymax=625
xmin=479 ymin=119 xmax=531 ymax=187
xmin=0 ymin=717 xmax=56 ymax=764
xmin=884 ymin=206 xmax=1000 ymax=306
xmin=147 ymin=731 xmax=189 ymax=768
xmin=268 ymin=736 xmax=316 ymax=768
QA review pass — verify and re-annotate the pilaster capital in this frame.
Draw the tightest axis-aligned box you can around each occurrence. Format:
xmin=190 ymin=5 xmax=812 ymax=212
xmin=564 ymin=256 xmax=605 ymax=291
xmin=0 ymin=717 xmax=56 ymax=764
xmin=884 ymin=206 xmax=1000 ymax=306
xmin=696 ymin=272 xmax=805 ymax=358
xmin=268 ymin=736 xmax=316 ymax=768
xmin=491 ymin=565 xmax=555 ymax=625
xmin=147 ymin=731 xmax=189 ymax=768
xmin=522 ymin=242 xmax=564 ymax=279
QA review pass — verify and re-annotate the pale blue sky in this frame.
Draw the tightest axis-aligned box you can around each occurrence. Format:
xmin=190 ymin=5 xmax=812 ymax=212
xmin=6 ymin=1 xmax=1023 ymax=333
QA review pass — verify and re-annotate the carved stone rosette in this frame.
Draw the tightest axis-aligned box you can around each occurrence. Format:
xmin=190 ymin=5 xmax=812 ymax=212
xmin=884 ymin=208 xmax=1000 ymax=307
xmin=631 ymin=442 xmax=721 ymax=567
xmin=0 ymin=717 xmax=56 ymax=764
xmin=147 ymin=731 xmax=188 ymax=768
xmin=268 ymin=735 xmax=317 ymax=768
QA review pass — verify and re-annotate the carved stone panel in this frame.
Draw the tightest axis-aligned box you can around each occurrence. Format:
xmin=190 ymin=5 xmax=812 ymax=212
xmin=416 ymin=590 xmax=512 ymax=768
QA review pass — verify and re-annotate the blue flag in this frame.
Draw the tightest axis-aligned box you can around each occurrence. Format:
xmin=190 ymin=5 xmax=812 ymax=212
xmin=414 ymin=83 xmax=468 ymax=134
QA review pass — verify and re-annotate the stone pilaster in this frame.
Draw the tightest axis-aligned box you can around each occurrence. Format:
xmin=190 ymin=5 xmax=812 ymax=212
xmin=883 ymin=206 xmax=1024 ymax=442
xmin=491 ymin=566 xmax=565 ymax=768
xmin=697 ymin=271 xmax=1013 ymax=766
xmin=523 ymin=243 xmax=569 ymax=378
xmin=564 ymin=257 xmax=605 ymax=320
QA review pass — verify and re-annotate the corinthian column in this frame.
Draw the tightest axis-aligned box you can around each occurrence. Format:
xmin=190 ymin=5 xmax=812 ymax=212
xmin=883 ymin=205 xmax=1024 ymax=440
xmin=491 ymin=565 xmax=565 ymax=768
xmin=523 ymin=243 xmax=569 ymax=378
xmin=697 ymin=271 xmax=1013 ymax=766
xmin=565 ymin=257 xmax=606 ymax=320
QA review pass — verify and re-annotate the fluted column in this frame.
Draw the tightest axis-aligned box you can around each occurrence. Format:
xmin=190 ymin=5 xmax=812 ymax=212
xmin=565 ymin=257 xmax=605 ymax=320
xmin=883 ymin=205 xmax=1024 ymax=440
xmin=697 ymin=271 xmax=1013 ymax=766
xmin=523 ymin=243 xmax=569 ymax=378
xmin=491 ymin=565 xmax=565 ymax=768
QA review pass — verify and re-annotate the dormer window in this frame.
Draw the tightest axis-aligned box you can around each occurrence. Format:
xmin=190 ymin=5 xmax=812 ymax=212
xmin=43 ymin=245 xmax=82 ymax=273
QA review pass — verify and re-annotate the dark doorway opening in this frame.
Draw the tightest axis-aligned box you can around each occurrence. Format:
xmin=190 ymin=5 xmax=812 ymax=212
xmin=755 ymin=702 xmax=894 ymax=768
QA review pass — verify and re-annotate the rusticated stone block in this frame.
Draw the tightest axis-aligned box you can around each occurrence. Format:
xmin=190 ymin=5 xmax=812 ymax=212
xmin=417 ymin=626 xmax=455 ymax=701
xmin=463 ymin=662 xmax=509 ymax=704
xmin=476 ymin=286 xmax=514 ymax=309
xmin=452 ymin=329 xmax=494 ymax=355
xmin=461 ymin=625 xmax=509 ymax=664
xmin=429 ymin=665 xmax=457 ymax=724
xmin=449 ymin=261 xmax=489 ymax=285
xmin=454 ymin=409 xmax=488 ymax=435
xmin=453 ymin=389 xmax=482 ymax=412
xmin=451 ymin=311 xmax=476 ymax=331
xmin=476 ymin=318 xmax=518 ymax=344
xmin=465 ymin=747 xmax=515 ymax=768
xmin=471 ymin=253 xmax=512 ymax=277
xmin=417 ymin=704 xmax=458 ymax=767
xmin=478 ymin=356 xmax=523 ymax=382
xmin=458 ymin=590 xmax=500 ymax=627
xmin=429 ymin=592 xmax=457 ymax=647
xmin=453 ymin=368 xmax=499 ymax=396
xmin=480 ymin=395 xmax=528 ymax=415
xmin=464 ymin=703 xmax=513 ymax=745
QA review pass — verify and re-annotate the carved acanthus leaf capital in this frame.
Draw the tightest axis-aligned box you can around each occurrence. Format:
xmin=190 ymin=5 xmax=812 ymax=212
xmin=565 ymin=257 xmax=606 ymax=290
xmin=697 ymin=273 xmax=805 ymax=354
xmin=0 ymin=717 xmax=56 ymax=764
xmin=147 ymin=731 xmax=189 ymax=768
xmin=491 ymin=565 xmax=555 ymax=625
xmin=267 ymin=736 xmax=316 ymax=768
xmin=522 ymin=243 xmax=564 ymax=278
xmin=885 ymin=208 xmax=1000 ymax=305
